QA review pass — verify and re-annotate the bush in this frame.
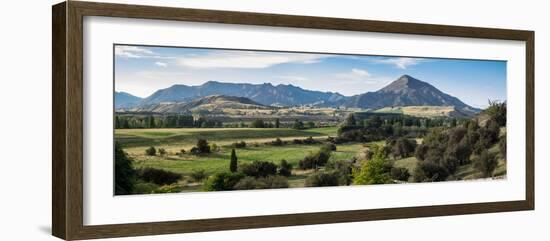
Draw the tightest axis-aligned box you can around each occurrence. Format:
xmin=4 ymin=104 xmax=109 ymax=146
xmin=474 ymin=151 xmax=498 ymax=178
xmin=352 ymin=145 xmax=393 ymax=185
xmin=389 ymin=137 xmax=417 ymax=159
xmin=158 ymin=148 xmax=167 ymax=156
xmin=321 ymin=143 xmax=337 ymax=152
xmin=195 ymin=139 xmax=210 ymax=154
xmin=413 ymin=161 xmax=449 ymax=182
xmin=145 ymin=146 xmax=156 ymax=156
xmin=390 ymin=167 xmax=410 ymax=181
xmin=239 ymin=161 xmax=278 ymax=178
xmin=299 ymin=149 xmax=331 ymax=169
xmin=303 ymin=136 xmax=318 ymax=144
xmin=177 ymin=149 xmax=186 ymax=157
xmin=232 ymin=141 xmax=247 ymax=148
xmin=278 ymin=159 xmax=293 ymax=177
xmin=325 ymin=159 xmax=353 ymax=185
xmin=251 ymin=119 xmax=266 ymax=128
xmin=190 ymin=169 xmax=207 ymax=182
xmin=137 ymin=168 xmax=182 ymax=185
xmin=133 ymin=181 xmax=159 ymax=194
xmin=233 ymin=176 xmax=289 ymax=190
xmin=203 ymin=172 xmax=245 ymax=191
xmin=211 ymin=143 xmax=220 ymax=152
xmin=305 ymin=171 xmax=341 ymax=187
xmin=115 ymin=143 xmax=136 ymax=195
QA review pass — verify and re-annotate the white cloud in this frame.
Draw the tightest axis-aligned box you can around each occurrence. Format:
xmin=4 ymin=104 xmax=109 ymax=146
xmin=372 ymin=57 xmax=423 ymax=69
xmin=155 ymin=61 xmax=168 ymax=67
xmin=178 ymin=51 xmax=327 ymax=69
xmin=279 ymin=75 xmax=308 ymax=81
xmin=351 ymin=68 xmax=371 ymax=77
xmin=115 ymin=46 xmax=154 ymax=58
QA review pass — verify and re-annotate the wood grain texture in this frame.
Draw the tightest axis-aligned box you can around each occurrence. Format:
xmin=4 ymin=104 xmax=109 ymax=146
xmin=51 ymin=1 xmax=535 ymax=240
xmin=52 ymin=2 xmax=67 ymax=240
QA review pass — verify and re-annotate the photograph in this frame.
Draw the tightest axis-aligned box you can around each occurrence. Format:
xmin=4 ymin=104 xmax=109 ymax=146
xmin=113 ymin=44 xmax=507 ymax=195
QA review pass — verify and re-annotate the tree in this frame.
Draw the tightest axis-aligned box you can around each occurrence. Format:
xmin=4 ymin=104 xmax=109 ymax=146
xmin=145 ymin=146 xmax=156 ymax=156
xmin=499 ymin=134 xmax=507 ymax=161
xmin=292 ymin=119 xmax=304 ymax=130
xmin=229 ymin=149 xmax=238 ymax=173
xmin=306 ymin=121 xmax=315 ymax=129
xmin=146 ymin=115 xmax=155 ymax=128
xmin=195 ymin=139 xmax=211 ymax=154
xmin=278 ymin=159 xmax=293 ymax=177
xmin=239 ymin=161 xmax=278 ymax=178
xmin=344 ymin=113 xmax=357 ymax=126
xmin=275 ymin=118 xmax=280 ymax=128
xmin=115 ymin=143 xmax=136 ymax=195
xmin=474 ymin=150 xmax=498 ymax=178
xmin=352 ymin=145 xmax=393 ymax=185
xmin=486 ymin=100 xmax=507 ymax=127
xmin=251 ymin=119 xmax=265 ymax=128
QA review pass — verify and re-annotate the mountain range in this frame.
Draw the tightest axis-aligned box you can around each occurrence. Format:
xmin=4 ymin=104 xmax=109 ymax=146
xmin=116 ymin=75 xmax=480 ymax=115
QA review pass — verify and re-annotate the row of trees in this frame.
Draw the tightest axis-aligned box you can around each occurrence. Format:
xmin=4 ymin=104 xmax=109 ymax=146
xmin=115 ymin=115 xmax=223 ymax=129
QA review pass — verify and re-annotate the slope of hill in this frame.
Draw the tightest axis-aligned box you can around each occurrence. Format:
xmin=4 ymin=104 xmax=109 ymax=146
xmin=140 ymin=81 xmax=346 ymax=107
xmin=115 ymin=91 xmax=142 ymax=108
xmin=129 ymin=95 xmax=271 ymax=113
xmin=346 ymin=75 xmax=480 ymax=115
xmin=373 ymin=106 xmax=470 ymax=118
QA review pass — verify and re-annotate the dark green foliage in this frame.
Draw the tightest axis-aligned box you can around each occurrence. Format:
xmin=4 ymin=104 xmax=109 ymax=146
xmin=413 ymin=161 xmax=449 ymax=182
xmin=305 ymin=171 xmax=342 ymax=187
xmin=158 ymin=148 xmax=167 ymax=156
xmin=278 ymin=159 xmax=293 ymax=177
xmin=388 ymin=137 xmax=417 ymax=159
xmin=190 ymin=169 xmax=207 ymax=182
xmin=239 ymin=161 xmax=278 ymax=178
xmin=114 ymin=143 xmax=136 ymax=195
xmin=474 ymin=151 xmax=498 ymax=178
xmin=203 ymin=172 xmax=245 ymax=191
xmin=233 ymin=175 xmax=289 ymax=190
xmin=321 ymin=143 xmax=337 ymax=152
xmin=191 ymin=139 xmax=211 ymax=154
xmin=251 ymin=119 xmax=265 ymax=128
xmin=145 ymin=146 xmax=156 ymax=156
xmin=292 ymin=119 xmax=305 ymax=130
xmin=299 ymin=147 xmax=332 ymax=169
xmin=137 ymin=168 xmax=182 ymax=185
xmin=391 ymin=167 xmax=410 ymax=181
xmin=485 ymin=100 xmax=507 ymax=127
xmin=344 ymin=113 xmax=357 ymax=126
xmin=275 ymin=118 xmax=280 ymax=128
xmin=230 ymin=149 xmax=238 ymax=173
xmin=325 ymin=159 xmax=353 ymax=185
xmin=232 ymin=141 xmax=247 ymax=148
xmin=306 ymin=121 xmax=316 ymax=129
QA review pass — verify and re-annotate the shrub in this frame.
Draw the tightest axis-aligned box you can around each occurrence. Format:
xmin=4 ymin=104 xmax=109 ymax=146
xmin=305 ymin=171 xmax=341 ymax=187
xmin=251 ymin=119 xmax=265 ymax=128
xmin=239 ymin=161 xmax=278 ymax=178
xmin=499 ymin=134 xmax=507 ymax=161
xmin=390 ymin=167 xmax=410 ymax=181
xmin=293 ymin=139 xmax=303 ymax=144
xmin=137 ymin=168 xmax=182 ymax=185
xmin=299 ymin=149 xmax=331 ymax=169
xmin=158 ymin=148 xmax=167 ymax=156
xmin=474 ymin=151 xmax=498 ymax=178
xmin=115 ymin=143 xmax=136 ymax=195
xmin=321 ymin=143 xmax=337 ymax=152
xmin=203 ymin=172 xmax=245 ymax=191
xmin=190 ymin=169 xmax=207 ymax=182
xmin=303 ymin=136 xmax=318 ymax=144
xmin=177 ymin=149 xmax=186 ymax=157
xmin=389 ymin=137 xmax=417 ymax=159
xmin=233 ymin=176 xmax=289 ymax=190
xmin=195 ymin=139 xmax=211 ymax=154
xmin=278 ymin=159 xmax=293 ymax=177
xmin=210 ymin=143 xmax=220 ymax=152
xmin=352 ymin=145 xmax=393 ymax=185
xmin=232 ymin=141 xmax=247 ymax=148
xmin=145 ymin=146 xmax=156 ymax=156
xmin=413 ymin=161 xmax=449 ymax=182
xmin=325 ymin=159 xmax=353 ymax=185
xmin=132 ymin=181 xmax=159 ymax=194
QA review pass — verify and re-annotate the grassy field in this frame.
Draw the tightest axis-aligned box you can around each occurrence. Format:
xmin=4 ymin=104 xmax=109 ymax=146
xmin=116 ymin=127 xmax=357 ymax=191
xmin=374 ymin=106 xmax=457 ymax=118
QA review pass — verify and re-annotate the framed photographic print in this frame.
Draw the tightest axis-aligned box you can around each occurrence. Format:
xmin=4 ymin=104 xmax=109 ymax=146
xmin=52 ymin=1 xmax=534 ymax=240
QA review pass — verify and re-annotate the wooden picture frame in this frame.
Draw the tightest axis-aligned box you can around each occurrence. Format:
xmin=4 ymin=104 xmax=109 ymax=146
xmin=52 ymin=1 xmax=534 ymax=240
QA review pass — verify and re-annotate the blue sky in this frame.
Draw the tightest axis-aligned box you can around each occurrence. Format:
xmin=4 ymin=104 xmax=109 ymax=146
xmin=115 ymin=45 xmax=507 ymax=108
